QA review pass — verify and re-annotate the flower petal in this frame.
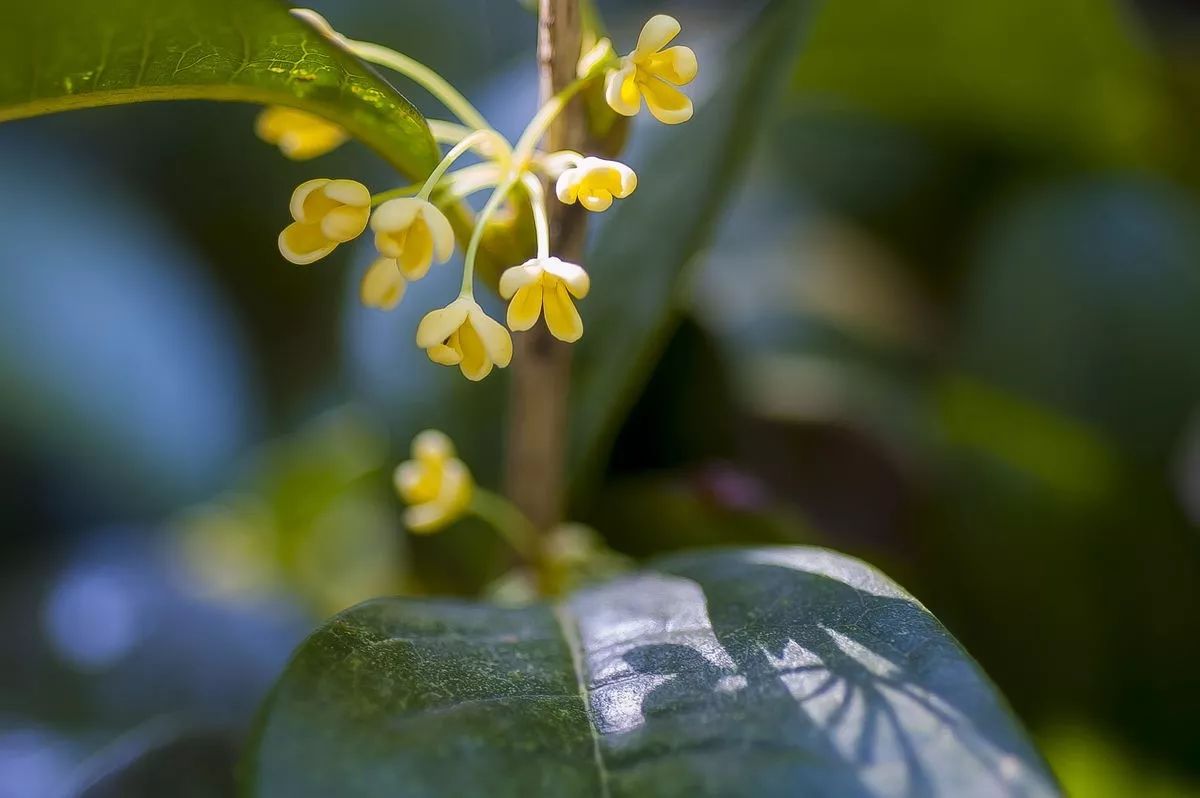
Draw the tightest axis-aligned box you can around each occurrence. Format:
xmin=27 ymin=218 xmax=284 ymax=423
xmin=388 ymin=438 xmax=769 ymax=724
xmin=289 ymin=178 xmax=332 ymax=223
xmin=579 ymin=189 xmax=613 ymax=213
xmin=427 ymin=340 xmax=463 ymax=366
xmin=543 ymin=258 xmax=591 ymax=298
xmin=415 ymin=299 xmax=471 ymax=349
xmin=279 ymin=222 xmax=335 ymax=264
xmin=640 ymin=76 xmax=693 ymax=124
xmin=320 ymin=205 xmax=370 ymax=242
xmin=360 ymin=258 xmax=406 ymax=310
xmin=646 ymin=45 xmax=698 ymax=85
xmin=413 ymin=429 xmax=455 ymax=461
xmin=419 ymin=203 xmax=456 ymax=263
xmin=456 ymin=320 xmax=494 ymax=381
xmin=405 ymin=502 xmax=452 ymax=534
xmin=507 ymin=283 xmax=544 ymax=331
xmin=635 ymin=14 xmax=681 ymax=59
xmin=398 ymin=218 xmax=434 ymax=280
xmin=605 ymin=63 xmax=641 ymax=117
xmin=323 ymin=179 xmax=371 ymax=207
xmin=555 ymin=170 xmax=581 ymax=205
xmin=499 ymin=261 xmax=543 ymax=299
xmin=370 ymin=197 xmax=422 ymax=234
xmin=543 ymin=281 xmax=584 ymax=342
xmin=468 ymin=307 xmax=513 ymax=368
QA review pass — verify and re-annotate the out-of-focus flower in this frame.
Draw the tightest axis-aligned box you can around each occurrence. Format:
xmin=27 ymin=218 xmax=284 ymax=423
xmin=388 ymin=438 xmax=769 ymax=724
xmin=556 ymin=156 xmax=637 ymax=212
xmin=278 ymin=178 xmax=371 ymax=264
xmin=360 ymin=257 xmax=407 ymax=310
xmin=605 ymin=14 xmax=698 ymax=124
xmin=256 ymin=106 xmax=348 ymax=160
xmin=394 ymin=430 xmax=473 ymax=533
xmin=370 ymin=198 xmax=455 ymax=280
xmin=416 ymin=297 xmax=513 ymax=381
xmin=499 ymin=257 xmax=590 ymax=342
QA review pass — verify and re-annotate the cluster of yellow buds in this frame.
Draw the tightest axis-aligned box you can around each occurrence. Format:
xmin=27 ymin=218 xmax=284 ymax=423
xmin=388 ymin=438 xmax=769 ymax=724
xmin=258 ymin=11 xmax=697 ymax=381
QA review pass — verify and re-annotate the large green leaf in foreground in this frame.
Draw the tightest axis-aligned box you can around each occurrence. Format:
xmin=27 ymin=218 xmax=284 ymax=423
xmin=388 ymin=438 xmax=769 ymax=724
xmin=0 ymin=0 xmax=439 ymax=178
xmin=244 ymin=547 xmax=1060 ymax=797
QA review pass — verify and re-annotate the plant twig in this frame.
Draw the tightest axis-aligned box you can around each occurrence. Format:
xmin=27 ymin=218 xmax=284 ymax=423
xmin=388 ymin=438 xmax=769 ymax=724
xmin=503 ymin=0 xmax=588 ymax=532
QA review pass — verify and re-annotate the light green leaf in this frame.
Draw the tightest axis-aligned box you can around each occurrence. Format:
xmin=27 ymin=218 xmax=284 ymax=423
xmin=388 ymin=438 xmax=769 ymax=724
xmin=243 ymin=546 xmax=1059 ymax=797
xmin=0 ymin=0 xmax=439 ymax=178
xmin=569 ymin=0 xmax=809 ymax=484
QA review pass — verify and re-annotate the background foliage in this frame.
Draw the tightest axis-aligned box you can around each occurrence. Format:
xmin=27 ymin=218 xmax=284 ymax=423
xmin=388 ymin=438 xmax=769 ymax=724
xmin=1 ymin=0 xmax=1199 ymax=795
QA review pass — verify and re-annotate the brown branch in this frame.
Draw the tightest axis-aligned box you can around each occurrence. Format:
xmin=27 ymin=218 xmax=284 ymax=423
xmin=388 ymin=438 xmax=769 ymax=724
xmin=502 ymin=0 xmax=588 ymax=532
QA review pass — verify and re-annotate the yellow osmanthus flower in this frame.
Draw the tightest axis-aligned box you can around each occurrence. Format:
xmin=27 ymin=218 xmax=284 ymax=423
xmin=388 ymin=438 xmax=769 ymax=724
xmin=499 ymin=257 xmax=591 ymax=343
xmin=416 ymin=297 xmax=513 ymax=381
xmin=256 ymin=106 xmax=348 ymax=160
xmin=556 ymin=156 xmax=637 ymax=213
xmin=370 ymin=198 xmax=456 ymax=280
xmin=360 ymin=257 xmax=406 ymax=310
xmin=606 ymin=14 xmax=698 ymax=124
xmin=394 ymin=430 xmax=472 ymax=533
xmin=278 ymin=179 xmax=371 ymax=265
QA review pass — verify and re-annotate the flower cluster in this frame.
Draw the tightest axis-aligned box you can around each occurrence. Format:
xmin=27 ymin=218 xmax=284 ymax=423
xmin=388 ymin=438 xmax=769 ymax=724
xmin=393 ymin=430 xmax=473 ymax=533
xmin=258 ymin=12 xmax=697 ymax=381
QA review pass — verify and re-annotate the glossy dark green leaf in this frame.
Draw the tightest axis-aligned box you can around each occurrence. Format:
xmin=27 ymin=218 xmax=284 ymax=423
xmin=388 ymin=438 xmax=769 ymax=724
xmin=569 ymin=0 xmax=810 ymax=485
xmin=243 ymin=547 xmax=1059 ymax=797
xmin=0 ymin=0 xmax=439 ymax=178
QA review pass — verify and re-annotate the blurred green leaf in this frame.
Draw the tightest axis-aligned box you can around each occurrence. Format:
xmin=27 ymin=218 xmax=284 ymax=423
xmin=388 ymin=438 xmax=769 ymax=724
xmin=569 ymin=0 xmax=811 ymax=486
xmin=0 ymin=0 xmax=439 ymax=178
xmin=243 ymin=546 xmax=1058 ymax=797
xmin=792 ymin=0 xmax=1175 ymax=165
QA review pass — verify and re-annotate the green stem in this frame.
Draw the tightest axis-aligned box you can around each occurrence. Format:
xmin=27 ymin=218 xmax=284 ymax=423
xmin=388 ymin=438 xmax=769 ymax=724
xmin=418 ymin=130 xmax=497 ymax=201
xmin=469 ymin=488 xmax=540 ymax=563
xmin=344 ymin=39 xmax=494 ymax=132
xmin=512 ymin=74 xmax=596 ymax=161
xmin=520 ymin=173 xmax=551 ymax=259
xmin=461 ymin=180 xmax=517 ymax=295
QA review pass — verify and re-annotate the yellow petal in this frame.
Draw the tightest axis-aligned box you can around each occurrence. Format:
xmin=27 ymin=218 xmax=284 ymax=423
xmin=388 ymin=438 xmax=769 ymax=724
xmin=543 ymin=280 xmax=583 ymax=342
xmin=507 ymin=283 xmax=543 ymax=331
xmin=468 ymin=307 xmax=513 ymax=368
xmin=323 ymin=179 xmax=371 ymax=207
xmin=428 ymin=340 xmax=464 ymax=366
xmin=577 ymin=37 xmax=615 ymax=78
xmin=399 ymin=218 xmax=435 ymax=280
xmin=438 ymin=459 xmax=473 ymax=513
xmin=278 ymin=221 xmax=335 ymax=264
xmin=499 ymin=261 xmax=543 ymax=299
xmin=634 ymin=14 xmax=681 ymax=59
xmin=418 ymin=204 xmax=456 ymax=263
xmin=639 ymin=75 xmax=693 ymax=124
xmin=374 ymin=227 xmax=408 ymax=259
xmin=289 ymin=178 xmax=334 ymax=223
xmin=256 ymin=108 xmax=348 ymax=160
xmin=645 ymin=45 xmax=698 ymax=85
xmin=579 ymin=189 xmax=613 ymax=213
xmin=360 ymin=258 xmax=406 ymax=310
xmin=320 ymin=205 xmax=370 ymax=242
xmin=456 ymin=320 xmax=493 ymax=381
xmin=394 ymin=460 xmax=439 ymax=505
xmin=416 ymin=299 xmax=471 ymax=349
xmin=605 ymin=63 xmax=641 ymax=117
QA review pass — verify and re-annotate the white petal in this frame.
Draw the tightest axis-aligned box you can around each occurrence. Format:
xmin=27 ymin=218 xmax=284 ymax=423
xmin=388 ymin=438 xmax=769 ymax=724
xmin=543 ymin=258 xmax=591 ymax=298
xmin=412 ymin=429 xmax=455 ymax=461
xmin=499 ymin=261 xmax=544 ymax=299
xmin=415 ymin=298 xmax=471 ymax=348
xmin=605 ymin=63 xmax=641 ymax=117
xmin=370 ymin=197 xmax=422 ymax=233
